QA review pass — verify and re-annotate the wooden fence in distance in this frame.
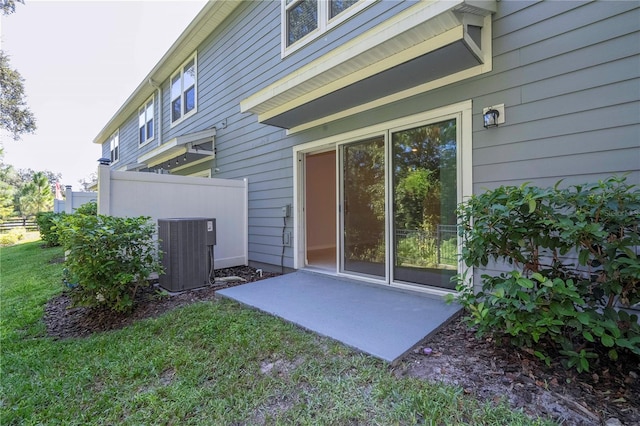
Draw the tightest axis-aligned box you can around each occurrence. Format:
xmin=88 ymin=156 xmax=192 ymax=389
xmin=0 ymin=218 xmax=38 ymax=232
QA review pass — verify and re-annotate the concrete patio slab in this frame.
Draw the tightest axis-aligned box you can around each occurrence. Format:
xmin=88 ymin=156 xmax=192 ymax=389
xmin=217 ymin=271 xmax=461 ymax=364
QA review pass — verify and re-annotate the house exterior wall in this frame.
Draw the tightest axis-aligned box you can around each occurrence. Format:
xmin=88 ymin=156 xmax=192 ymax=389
xmin=99 ymin=0 xmax=640 ymax=273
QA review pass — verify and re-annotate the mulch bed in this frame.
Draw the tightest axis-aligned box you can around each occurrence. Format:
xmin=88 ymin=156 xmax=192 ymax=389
xmin=43 ymin=266 xmax=639 ymax=425
xmin=44 ymin=266 xmax=278 ymax=339
xmin=397 ymin=318 xmax=639 ymax=425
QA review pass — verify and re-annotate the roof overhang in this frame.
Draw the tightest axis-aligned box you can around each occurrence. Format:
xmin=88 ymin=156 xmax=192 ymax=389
xmin=240 ymin=0 xmax=496 ymax=130
xmin=92 ymin=1 xmax=242 ymax=145
xmin=137 ymin=128 xmax=216 ymax=169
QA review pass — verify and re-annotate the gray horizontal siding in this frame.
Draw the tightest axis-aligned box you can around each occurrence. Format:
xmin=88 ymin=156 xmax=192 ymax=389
xmin=102 ymin=0 xmax=640 ymax=272
xmin=198 ymin=1 xmax=297 ymax=268
xmin=482 ymin=5 xmax=639 ymax=187
xmin=474 ymin=125 xmax=640 ymax=166
xmin=474 ymin=148 xmax=638 ymax=185
xmin=472 ymin=1 xmax=640 ymax=187
xmin=118 ymin=115 xmax=140 ymax=167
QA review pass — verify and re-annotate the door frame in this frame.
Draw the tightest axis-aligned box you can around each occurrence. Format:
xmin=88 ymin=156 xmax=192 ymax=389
xmin=339 ymin=136 xmax=389 ymax=282
xmin=293 ymin=100 xmax=473 ymax=295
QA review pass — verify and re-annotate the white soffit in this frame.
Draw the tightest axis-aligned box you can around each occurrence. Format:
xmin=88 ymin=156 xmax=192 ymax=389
xmin=240 ymin=0 xmax=496 ymax=123
xmin=138 ymin=128 xmax=216 ymax=168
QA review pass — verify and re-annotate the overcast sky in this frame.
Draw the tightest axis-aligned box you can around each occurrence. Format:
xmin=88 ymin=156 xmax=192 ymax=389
xmin=1 ymin=0 xmax=208 ymax=189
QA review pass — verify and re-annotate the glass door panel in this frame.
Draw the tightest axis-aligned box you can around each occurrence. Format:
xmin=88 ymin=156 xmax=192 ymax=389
xmin=341 ymin=137 xmax=386 ymax=278
xmin=392 ymin=120 xmax=457 ymax=289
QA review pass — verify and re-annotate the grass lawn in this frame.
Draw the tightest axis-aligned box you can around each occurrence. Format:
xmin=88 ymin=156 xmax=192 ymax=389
xmin=0 ymin=240 xmax=556 ymax=425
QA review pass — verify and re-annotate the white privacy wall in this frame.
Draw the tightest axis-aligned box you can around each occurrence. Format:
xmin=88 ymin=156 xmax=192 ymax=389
xmin=97 ymin=165 xmax=248 ymax=268
xmin=54 ymin=187 xmax=97 ymax=214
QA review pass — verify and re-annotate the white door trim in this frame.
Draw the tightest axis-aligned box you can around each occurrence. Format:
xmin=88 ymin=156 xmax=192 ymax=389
xmin=292 ymin=100 xmax=473 ymax=294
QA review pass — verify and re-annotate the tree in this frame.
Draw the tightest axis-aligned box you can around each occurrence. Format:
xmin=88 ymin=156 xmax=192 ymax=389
xmin=0 ymin=148 xmax=18 ymax=218
xmin=1 ymin=0 xmax=36 ymax=141
xmin=18 ymin=172 xmax=52 ymax=217
xmin=1 ymin=0 xmax=23 ymax=15
xmin=13 ymin=168 xmax=60 ymax=214
xmin=78 ymin=172 xmax=97 ymax=192
xmin=0 ymin=152 xmax=62 ymax=217
xmin=0 ymin=52 xmax=36 ymax=140
xmin=0 ymin=179 xmax=15 ymax=218
xmin=17 ymin=168 xmax=61 ymax=190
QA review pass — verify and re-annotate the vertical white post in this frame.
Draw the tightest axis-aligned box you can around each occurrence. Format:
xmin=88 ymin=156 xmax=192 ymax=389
xmin=97 ymin=164 xmax=111 ymax=215
xmin=64 ymin=185 xmax=73 ymax=214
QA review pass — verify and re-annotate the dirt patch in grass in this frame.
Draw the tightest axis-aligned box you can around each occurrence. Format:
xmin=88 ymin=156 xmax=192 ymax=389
xmin=43 ymin=266 xmax=639 ymax=425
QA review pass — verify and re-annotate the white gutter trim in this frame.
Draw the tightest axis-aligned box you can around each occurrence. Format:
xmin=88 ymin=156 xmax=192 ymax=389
xmin=137 ymin=128 xmax=216 ymax=168
xmin=148 ymin=78 xmax=163 ymax=147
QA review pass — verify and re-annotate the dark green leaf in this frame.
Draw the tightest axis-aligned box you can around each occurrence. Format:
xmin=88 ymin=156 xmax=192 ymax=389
xmin=582 ymin=331 xmax=594 ymax=342
xmin=601 ymin=334 xmax=615 ymax=347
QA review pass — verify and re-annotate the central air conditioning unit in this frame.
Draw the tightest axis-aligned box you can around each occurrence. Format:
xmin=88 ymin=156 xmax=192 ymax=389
xmin=158 ymin=218 xmax=216 ymax=292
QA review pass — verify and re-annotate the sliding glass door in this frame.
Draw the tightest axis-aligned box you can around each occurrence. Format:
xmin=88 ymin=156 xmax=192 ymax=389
xmin=391 ymin=119 xmax=458 ymax=289
xmin=341 ymin=137 xmax=386 ymax=278
xmin=328 ymin=105 xmax=467 ymax=290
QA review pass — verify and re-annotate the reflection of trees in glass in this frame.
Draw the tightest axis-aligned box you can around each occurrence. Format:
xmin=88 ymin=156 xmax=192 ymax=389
xmin=287 ymin=0 xmax=318 ymax=46
xmin=330 ymin=0 xmax=358 ymax=19
xmin=393 ymin=120 xmax=457 ymax=268
xmin=395 ymin=168 xmax=438 ymax=230
xmin=287 ymin=0 xmax=360 ymax=46
xmin=343 ymin=138 xmax=385 ymax=263
xmin=171 ymin=74 xmax=181 ymax=122
xmin=183 ymin=60 xmax=196 ymax=114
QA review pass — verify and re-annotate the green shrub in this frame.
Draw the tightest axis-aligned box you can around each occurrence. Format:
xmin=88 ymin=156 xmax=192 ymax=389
xmin=56 ymin=214 xmax=163 ymax=313
xmin=74 ymin=200 xmax=97 ymax=216
xmin=0 ymin=227 xmax=26 ymax=246
xmin=36 ymin=211 xmax=64 ymax=246
xmin=454 ymin=176 xmax=640 ymax=372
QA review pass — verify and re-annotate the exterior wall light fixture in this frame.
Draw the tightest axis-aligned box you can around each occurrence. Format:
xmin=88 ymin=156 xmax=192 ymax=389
xmin=482 ymin=104 xmax=505 ymax=128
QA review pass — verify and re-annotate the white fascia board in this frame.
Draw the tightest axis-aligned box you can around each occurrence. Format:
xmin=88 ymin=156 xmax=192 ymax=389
xmin=287 ymin=14 xmax=492 ymax=134
xmin=265 ymin=24 xmax=465 ymax=124
xmin=138 ymin=128 xmax=216 ymax=168
xmin=138 ymin=138 xmax=187 ymax=168
xmin=240 ymin=0 xmax=494 ymax=117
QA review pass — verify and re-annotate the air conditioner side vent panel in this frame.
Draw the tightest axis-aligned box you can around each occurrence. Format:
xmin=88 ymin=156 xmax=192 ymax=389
xmin=158 ymin=218 xmax=216 ymax=292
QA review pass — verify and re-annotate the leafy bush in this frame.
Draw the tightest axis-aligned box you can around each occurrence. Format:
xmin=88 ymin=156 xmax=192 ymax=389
xmin=56 ymin=214 xmax=163 ymax=313
xmin=0 ymin=227 xmax=26 ymax=246
xmin=454 ymin=176 xmax=640 ymax=372
xmin=74 ymin=200 xmax=97 ymax=216
xmin=36 ymin=211 xmax=64 ymax=246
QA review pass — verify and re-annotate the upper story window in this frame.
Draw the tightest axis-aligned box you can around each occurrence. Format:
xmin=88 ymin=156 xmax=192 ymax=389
xmin=170 ymin=53 xmax=197 ymax=125
xmin=139 ymin=96 xmax=154 ymax=145
xmin=109 ymin=130 xmax=119 ymax=164
xmin=282 ymin=0 xmax=371 ymax=56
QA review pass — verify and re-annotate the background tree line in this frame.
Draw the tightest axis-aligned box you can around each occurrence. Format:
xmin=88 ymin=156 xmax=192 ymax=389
xmin=0 ymin=154 xmax=60 ymax=219
xmin=0 ymin=0 xmax=57 ymax=220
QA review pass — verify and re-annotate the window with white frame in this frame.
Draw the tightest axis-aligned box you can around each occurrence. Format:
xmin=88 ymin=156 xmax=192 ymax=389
xmin=283 ymin=0 xmax=370 ymax=55
xmin=138 ymin=96 xmax=154 ymax=145
xmin=109 ymin=130 xmax=119 ymax=164
xmin=170 ymin=53 xmax=197 ymax=124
